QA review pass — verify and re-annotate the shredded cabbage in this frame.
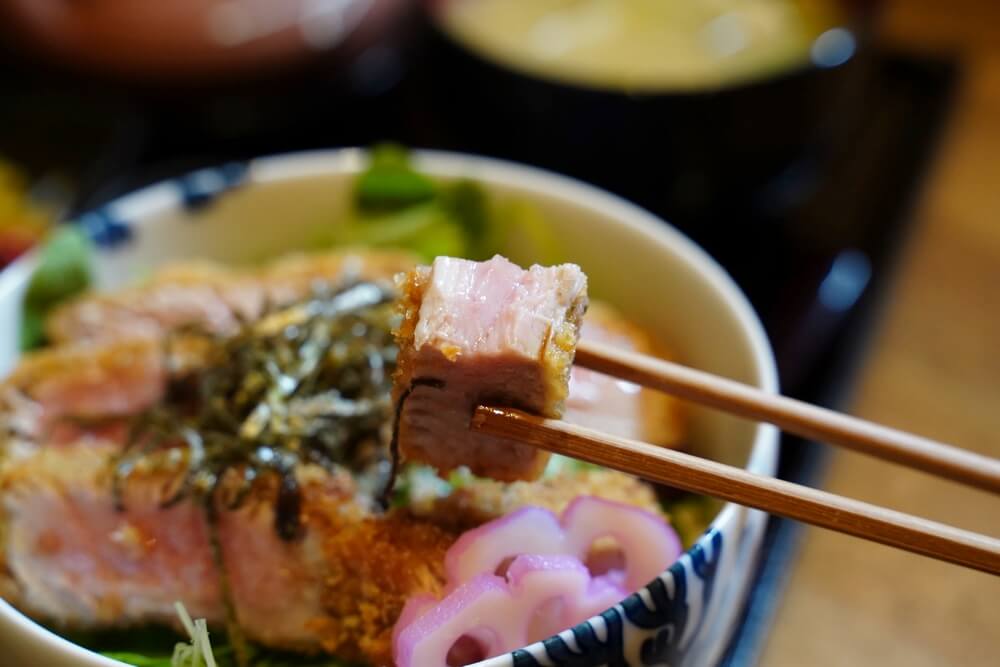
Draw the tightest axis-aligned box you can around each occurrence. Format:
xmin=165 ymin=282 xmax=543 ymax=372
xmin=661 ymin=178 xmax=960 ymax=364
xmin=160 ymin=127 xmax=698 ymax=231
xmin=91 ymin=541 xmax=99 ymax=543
xmin=170 ymin=602 xmax=218 ymax=667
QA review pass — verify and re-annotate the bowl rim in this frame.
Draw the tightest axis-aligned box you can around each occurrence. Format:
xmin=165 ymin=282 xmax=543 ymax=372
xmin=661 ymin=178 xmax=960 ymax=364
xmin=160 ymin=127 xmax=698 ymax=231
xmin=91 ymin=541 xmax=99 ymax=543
xmin=0 ymin=147 xmax=780 ymax=666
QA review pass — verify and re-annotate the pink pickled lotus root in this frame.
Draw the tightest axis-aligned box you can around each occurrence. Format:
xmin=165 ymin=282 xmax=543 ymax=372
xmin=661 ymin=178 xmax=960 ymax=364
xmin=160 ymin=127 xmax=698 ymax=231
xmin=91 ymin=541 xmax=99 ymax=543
xmin=393 ymin=496 xmax=682 ymax=666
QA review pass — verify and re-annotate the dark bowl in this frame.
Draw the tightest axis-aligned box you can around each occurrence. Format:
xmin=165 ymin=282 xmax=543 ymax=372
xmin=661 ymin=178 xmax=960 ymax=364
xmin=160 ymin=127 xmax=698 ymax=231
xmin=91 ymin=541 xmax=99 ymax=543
xmin=416 ymin=1 xmax=880 ymax=229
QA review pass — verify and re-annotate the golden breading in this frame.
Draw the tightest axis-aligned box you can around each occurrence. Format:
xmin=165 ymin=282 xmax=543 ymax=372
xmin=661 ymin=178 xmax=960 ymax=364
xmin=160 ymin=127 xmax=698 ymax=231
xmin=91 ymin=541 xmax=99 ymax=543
xmin=420 ymin=467 xmax=664 ymax=532
xmin=310 ymin=510 xmax=457 ymax=666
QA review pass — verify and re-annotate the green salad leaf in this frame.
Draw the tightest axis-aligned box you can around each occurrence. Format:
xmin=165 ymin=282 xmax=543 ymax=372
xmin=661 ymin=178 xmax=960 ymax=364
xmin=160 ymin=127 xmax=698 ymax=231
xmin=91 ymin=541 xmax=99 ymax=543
xmin=330 ymin=202 xmax=468 ymax=260
xmin=327 ymin=144 xmax=563 ymax=265
xmin=100 ymin=644 xmax=353 ymax=667
xmin=486 ymin=199 xmax=562 ymax=267
xmin=439 ymin=180 xmax=491 ymax=259
xmin=20 ymin=226 xmax=92 ymax=350
xmin=80 ymin=627 xmax=353 ymax=667
xmin=354 ymin=144 xmax=437 ymax=213
xmin=100 ymin=652 xmax=176 ymax=667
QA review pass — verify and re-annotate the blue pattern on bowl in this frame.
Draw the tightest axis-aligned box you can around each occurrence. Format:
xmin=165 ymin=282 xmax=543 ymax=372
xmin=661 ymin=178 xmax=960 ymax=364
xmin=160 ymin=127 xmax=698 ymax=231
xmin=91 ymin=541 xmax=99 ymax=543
xmin=66 ymin=160 xmax=248 ymax=249
xmin=74 ymin=209 xmax=133 ymax=249
xmin=177 ymin=161 xmax=248 ymax=210
xmin=493 ymin=528 xmax=723 ymax=667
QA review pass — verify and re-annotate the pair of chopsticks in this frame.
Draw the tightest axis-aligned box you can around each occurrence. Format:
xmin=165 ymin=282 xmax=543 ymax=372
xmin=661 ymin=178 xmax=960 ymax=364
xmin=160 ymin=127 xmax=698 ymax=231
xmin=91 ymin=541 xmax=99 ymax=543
xmin=472 ymin=339 xmax=1000 ymax=576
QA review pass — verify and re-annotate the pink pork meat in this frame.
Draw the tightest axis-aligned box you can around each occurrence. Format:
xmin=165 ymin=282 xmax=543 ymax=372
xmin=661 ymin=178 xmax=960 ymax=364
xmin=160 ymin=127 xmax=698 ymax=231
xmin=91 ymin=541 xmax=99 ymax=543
xmin=393 ymin=255 xmax=588 ymax=482
xmin=44 ymin=249 xmax=417 ymax=344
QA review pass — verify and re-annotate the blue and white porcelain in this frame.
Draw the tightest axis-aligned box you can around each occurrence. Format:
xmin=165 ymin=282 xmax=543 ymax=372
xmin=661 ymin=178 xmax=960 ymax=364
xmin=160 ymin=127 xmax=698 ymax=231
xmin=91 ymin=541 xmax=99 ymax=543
xmin=0 ymin=149 xmax=779 ymax=667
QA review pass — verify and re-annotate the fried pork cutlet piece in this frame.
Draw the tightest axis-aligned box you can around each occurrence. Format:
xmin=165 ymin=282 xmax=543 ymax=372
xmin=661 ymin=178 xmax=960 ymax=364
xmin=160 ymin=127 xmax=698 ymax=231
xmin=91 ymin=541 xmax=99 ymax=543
xmin=1 ymin=431 xmax=664 ymax=664
xmin=0 ymin=342 xmax=668 ymax=665
xmin=44 ymin=249 xmax=418 ymax=344
xmin=568 ymin=302 xmax=686 ymax=448
xmin=0 ymin=437 xmax=456 ymax=661
xmin=393 ymin=255 xmax=588 ymax=482
xmin=0 ymin=333 xmax=451 ymax=662
xmin=0 ymin=340 xmax=166 ymax=451
xmin=1 ymin=249 xmax=681 ymax=664
xmin=0 ymin=441 xmax=350 ymax=651
xmin=0 ymin=334 xmax=224 ymax=456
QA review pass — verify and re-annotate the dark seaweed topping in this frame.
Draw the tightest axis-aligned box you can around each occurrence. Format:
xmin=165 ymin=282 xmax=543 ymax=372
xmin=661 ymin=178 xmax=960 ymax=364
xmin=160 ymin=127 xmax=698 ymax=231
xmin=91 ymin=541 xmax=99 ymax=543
xmin=274 ymin=468 xmax=303 ymax=541
xmin=381 ymin=376 xmax=446 ymax=507
xmin=112 ymin=280 xmax=399 ymax=541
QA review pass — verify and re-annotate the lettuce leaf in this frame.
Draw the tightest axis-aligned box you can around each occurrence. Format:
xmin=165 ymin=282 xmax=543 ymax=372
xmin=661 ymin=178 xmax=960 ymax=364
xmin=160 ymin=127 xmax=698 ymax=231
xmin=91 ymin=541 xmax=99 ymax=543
xmin=20 ymin=226 xmax=92 ymax=350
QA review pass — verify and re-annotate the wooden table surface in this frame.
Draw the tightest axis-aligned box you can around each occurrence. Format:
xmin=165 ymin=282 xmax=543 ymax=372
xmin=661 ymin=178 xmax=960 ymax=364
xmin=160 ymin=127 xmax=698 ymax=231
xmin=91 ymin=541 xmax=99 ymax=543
xmin=759 ymin=2 xmax=1000 ymax=665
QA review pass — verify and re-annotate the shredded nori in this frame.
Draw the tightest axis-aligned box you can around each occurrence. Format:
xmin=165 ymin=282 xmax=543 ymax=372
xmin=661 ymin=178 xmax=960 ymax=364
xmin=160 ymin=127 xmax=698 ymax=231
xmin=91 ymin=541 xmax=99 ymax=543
xmin=112 ymin=279 xmax=399 ymax=538
xmin=106 ymin=279 xmax=401 ymax=667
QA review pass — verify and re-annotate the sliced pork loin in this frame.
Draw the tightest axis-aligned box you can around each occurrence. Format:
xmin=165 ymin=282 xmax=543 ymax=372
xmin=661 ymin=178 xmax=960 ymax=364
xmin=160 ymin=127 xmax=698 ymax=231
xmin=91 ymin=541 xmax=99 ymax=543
xmin=0 ymin=335 xmax=226 ymax=453
xmin=393 ymin=255 xmax=588 ymax=482
xmin=1 ymin=249 xmax=684 ymax=664
xmin=1 ymin=330 xmax=661 ymax=664
xmin=0 ymin=339 xmax=363 ymax=653
xmin=37 ymin=248 xmax=681 ymax=453
xmin=0 ymin=438 xmax=451 ymax=660
xmin=0 ymin=330 xmax=448 ymax=662
xmin=0 ymin=341 xmax=446 ymax=662
xmin=1 ymin=442 xmax=331 ymax=650
xmin=1 ymin=430 xmax=657 ymax=664
xmin=44 ymin=249 xmax=417 ymax=344
xmin=0 ymin=340 xmax=166 ymax=455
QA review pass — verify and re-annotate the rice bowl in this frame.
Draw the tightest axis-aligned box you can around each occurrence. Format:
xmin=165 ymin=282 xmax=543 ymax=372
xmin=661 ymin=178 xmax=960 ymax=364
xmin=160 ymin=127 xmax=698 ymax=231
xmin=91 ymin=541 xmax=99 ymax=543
xmin=0 ymin=149 xmax=779 ymax=666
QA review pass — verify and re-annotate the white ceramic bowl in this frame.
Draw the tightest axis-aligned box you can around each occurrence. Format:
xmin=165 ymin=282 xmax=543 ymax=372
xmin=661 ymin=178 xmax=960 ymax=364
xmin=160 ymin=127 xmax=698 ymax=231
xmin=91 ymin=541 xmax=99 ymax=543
xmin=0 ymin=149 xmax=779 ymax=666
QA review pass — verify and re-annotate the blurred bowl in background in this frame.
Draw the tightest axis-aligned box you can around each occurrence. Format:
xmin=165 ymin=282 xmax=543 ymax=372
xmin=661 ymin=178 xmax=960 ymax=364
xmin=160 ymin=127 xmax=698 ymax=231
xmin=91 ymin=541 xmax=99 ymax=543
xmin=420 ymin=0 xmax=880 ymax=226
xmin=435 ymin=0 xmax=851 ymax=93
xmin=0 ymin=0 xmax=413 ymax=81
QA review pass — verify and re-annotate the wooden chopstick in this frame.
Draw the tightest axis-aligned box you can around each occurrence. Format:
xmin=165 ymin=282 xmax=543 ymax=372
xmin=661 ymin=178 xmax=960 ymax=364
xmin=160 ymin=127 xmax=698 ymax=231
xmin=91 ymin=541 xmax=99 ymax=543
xmin=575 ymin=339 xmax=1000 ymax=495
xmin=472 ymin=406 xmax=1000 ymax=576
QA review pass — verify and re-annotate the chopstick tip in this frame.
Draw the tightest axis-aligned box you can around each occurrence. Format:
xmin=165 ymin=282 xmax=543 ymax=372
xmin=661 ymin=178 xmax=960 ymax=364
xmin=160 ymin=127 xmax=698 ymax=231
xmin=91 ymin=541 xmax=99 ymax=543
xmin=471 ymin=404 xmax=507 ymax=430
